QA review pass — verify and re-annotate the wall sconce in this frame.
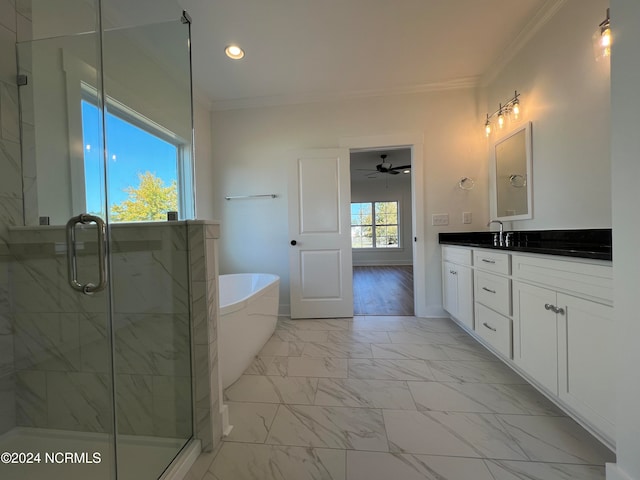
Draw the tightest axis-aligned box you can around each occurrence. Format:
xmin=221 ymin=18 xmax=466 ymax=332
xmin=484 ymin=90 xmax=521 ymax=137
xmin=593 ymin=8 xmax=611 ymax=61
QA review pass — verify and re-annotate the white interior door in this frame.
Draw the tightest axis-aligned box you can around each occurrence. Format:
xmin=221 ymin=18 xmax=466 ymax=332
xmin=288 ymin=148 xmax=354 ymax=319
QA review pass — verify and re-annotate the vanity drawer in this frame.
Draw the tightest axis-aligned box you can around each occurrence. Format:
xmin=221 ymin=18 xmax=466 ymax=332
xmin=442 ymin=246 xmax=472 ymax=266
xmin=473 ymin=250 xmax=511 ymax=275
xmin=474 ymin=270 xmax=511 ymax=316
xmin=475 ymin=303 xmax=512 ymax=359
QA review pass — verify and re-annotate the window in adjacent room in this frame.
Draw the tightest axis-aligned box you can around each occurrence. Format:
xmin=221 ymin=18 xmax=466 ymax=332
xmin=351 ymin=201 xmax=399 ymax=248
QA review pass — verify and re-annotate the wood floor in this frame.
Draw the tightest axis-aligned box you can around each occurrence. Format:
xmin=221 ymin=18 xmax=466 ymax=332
xmin=353 ymin=265 xmax=414 ymax=316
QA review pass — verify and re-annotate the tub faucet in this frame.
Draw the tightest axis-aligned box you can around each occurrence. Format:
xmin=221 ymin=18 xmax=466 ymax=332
xmin=487 ymin=220 xmax=504 ymax=245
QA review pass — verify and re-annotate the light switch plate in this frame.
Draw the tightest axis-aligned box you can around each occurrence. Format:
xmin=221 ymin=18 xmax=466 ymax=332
xmin=432 ymin=213 xmax=449 ymax=226
xmin=463 ymin=212 xmax=472 ymax=224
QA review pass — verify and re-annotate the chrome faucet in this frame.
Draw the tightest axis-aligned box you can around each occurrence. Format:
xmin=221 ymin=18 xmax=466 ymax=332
xmin=487 ymin=220 xmax=504 ymax=245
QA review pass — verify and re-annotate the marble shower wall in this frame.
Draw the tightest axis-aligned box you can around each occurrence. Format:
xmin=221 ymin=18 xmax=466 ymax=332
xmin=0 ymin=0 xmax=23 ymax=436
xmin=188 ymin=221 xmax=223 ymax=452
xmin=8 ymin=223 xmax=194 ymax=438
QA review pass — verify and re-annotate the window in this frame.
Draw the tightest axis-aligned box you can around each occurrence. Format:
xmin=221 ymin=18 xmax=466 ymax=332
xmin=351 ymin=201 xmax=399 ymax=248
xmin=81 ymin=92 xmax=193 ymax=222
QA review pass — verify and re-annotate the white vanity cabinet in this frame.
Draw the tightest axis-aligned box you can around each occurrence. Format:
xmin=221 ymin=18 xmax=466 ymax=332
xmin=512 ymin=253 xmax=615 ymax=443
xmin=440 ymin=244 xmax=615 ymax=448
xmin=441 ymin=246 xmax=474 ymax=330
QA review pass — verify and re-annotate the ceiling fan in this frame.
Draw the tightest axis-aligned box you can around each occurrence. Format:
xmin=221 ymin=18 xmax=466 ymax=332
xmin=357 ymin=154 xmax=411 ymax=178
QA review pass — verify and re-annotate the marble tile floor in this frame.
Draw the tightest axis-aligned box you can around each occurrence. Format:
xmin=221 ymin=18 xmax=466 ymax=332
xmin=184 ymin=315 xmax=614 ymax=480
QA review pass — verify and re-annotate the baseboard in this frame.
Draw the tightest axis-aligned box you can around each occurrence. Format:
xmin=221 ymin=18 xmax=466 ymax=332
xmin=221 ymin=404 xmax=233 ymax=437
xmin=352 ymin=261 xmax=413 ymax=266
xmin=279 ymin=304 xmax=447 ymax=318
xmin=607 ymin=463 xmax=637 ymax=480
xmin=420 ymin=305 xmax=449 ymax=318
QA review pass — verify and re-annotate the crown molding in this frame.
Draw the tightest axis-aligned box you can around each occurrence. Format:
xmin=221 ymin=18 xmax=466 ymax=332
xmin=210 ymin=76 xmax=480 ymax=111
xmin=480 ymin=0 xmax=568 ymax=87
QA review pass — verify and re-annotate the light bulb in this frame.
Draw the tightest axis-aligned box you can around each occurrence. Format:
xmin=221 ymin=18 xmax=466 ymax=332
xmin=512 ymin=101 xmax=520 ymax=119
xmin=601 ymin=27 xmax=611 ymax=48
xmin=498 ymin=112 xmax=504 ymax=128
xmin=601 ymin=26 xmax=611 ymax=57
xmin=485 ymin=121 xmax=491 ymax=137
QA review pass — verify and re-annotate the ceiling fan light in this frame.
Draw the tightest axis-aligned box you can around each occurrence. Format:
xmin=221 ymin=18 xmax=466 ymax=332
xmin=403 ymin=169 xmax=411 ymax=174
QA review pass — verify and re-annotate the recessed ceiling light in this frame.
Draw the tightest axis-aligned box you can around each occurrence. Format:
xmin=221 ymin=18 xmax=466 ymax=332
xmin=225 ymin=45 xmax=245 ymax=60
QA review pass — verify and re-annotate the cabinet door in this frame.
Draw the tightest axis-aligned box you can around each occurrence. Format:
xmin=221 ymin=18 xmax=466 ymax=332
xmin=442 ymin=261 xmax=459 ymax=318
xmin=442 ymin=262 xmax=473 ymax=329
xmin=513 ymin=282 xmax=559 ymax=395
xmin=557 ymin=294 xmax=615 ymax=441
xmin=456 ymin=265 xmax=474 ymax=330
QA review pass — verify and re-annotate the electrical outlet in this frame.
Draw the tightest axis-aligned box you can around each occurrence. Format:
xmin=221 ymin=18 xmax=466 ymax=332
xmin=432 ymin=213 xmax=449 ymax=226
xmin=463 ymin=212 xmax=472 ymax=224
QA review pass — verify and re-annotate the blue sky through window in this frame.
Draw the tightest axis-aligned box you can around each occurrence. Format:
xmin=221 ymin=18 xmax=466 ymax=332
xmin=81 ymin=100 xmax=178 ymax=216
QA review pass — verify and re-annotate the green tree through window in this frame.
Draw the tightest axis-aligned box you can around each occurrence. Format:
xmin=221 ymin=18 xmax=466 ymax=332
xmin=351 ymin=201 xmax=399 ymax=248
xmin=110 ymin=171 xmax=178 ymax=222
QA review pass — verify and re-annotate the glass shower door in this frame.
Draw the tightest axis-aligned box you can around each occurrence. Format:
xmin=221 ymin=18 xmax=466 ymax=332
xmin=5 ymin=2 xmax=195 ymax=480
xmin=4 ymin=4 xmax=118 ymax=479
xmin=101 ymin=14 xmax=195 ymax=479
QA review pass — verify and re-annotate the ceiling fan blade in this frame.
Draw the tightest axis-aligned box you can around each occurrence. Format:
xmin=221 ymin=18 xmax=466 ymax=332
xmin=388 ymin=170 xmax=400 ymax=175
xmin=390 ymin=164 xmax=411 ymax=171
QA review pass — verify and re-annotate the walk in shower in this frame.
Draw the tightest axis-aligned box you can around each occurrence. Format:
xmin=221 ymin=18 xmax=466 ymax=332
xmin=0 ymin=0 xmax=197 ymax=478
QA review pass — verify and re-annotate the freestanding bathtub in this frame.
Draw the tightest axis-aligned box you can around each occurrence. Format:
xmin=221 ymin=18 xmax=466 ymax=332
xmin=218 ymin=273 xmax=280 ymax=388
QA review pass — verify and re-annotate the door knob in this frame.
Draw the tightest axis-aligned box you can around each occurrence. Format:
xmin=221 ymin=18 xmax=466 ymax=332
xmin=290 ymin=240 xmax=297 ymax=246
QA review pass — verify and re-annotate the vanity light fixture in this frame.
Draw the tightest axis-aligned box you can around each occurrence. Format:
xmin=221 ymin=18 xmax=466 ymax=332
xmin=593 ymin=8 xmax=611 ymax=61
xmin=225 ymin=44 xmax=245 ymax=60
xmin=483 ymin=90 xmax=521 ymax=137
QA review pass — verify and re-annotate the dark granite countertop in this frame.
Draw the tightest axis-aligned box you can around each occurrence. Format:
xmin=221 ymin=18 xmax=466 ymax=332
xmin=439 ymin=229 xmax=612 ymax=261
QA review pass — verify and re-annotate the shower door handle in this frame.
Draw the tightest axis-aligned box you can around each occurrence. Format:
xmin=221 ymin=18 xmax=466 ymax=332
xmin=66 ymin=214 xmax=108 ymax=295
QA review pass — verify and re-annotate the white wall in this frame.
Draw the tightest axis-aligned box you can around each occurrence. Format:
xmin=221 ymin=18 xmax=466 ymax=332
xmin=483 ymin=0 xmax=611 ymax=230
xmin=210 ymin=89 xmax=488 ymax=315
xmin=351 ymin=176 xmax=413 ymax=266
xmin=609 ymin=2 xmax=640 ymax=479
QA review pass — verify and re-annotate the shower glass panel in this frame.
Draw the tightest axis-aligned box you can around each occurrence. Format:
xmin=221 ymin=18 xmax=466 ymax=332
xmin=2 ymin=1 xmax=195 ymax=479
xmin=102 ymin=16 xmax=194 ymax=480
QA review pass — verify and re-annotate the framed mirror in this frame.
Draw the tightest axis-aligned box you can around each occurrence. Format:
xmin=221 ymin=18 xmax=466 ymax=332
xmin=490 ymin=122 xmax=532 ymax=221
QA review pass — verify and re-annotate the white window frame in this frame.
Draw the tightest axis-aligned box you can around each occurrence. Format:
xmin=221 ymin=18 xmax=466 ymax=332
xmin=64 ymin=50 xmax=195 ymax=221
xmin=351 ymin=200 xmax=401 ymax=249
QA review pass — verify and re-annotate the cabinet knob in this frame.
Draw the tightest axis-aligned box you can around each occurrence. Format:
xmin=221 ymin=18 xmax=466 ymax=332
xmin=449 ymin=270 xmax=457 ymax=275
xmin=290 ymin=240 xmax=297 ymax=246
xmin=544 ymin=303 xmax=553 ymax=311
xmin=555 ymin=307 xmax=565 ymax=315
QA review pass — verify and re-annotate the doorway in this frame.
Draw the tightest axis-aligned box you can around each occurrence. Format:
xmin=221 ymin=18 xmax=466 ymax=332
xmin=350 ymin=148 xmax=415 ymax=315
